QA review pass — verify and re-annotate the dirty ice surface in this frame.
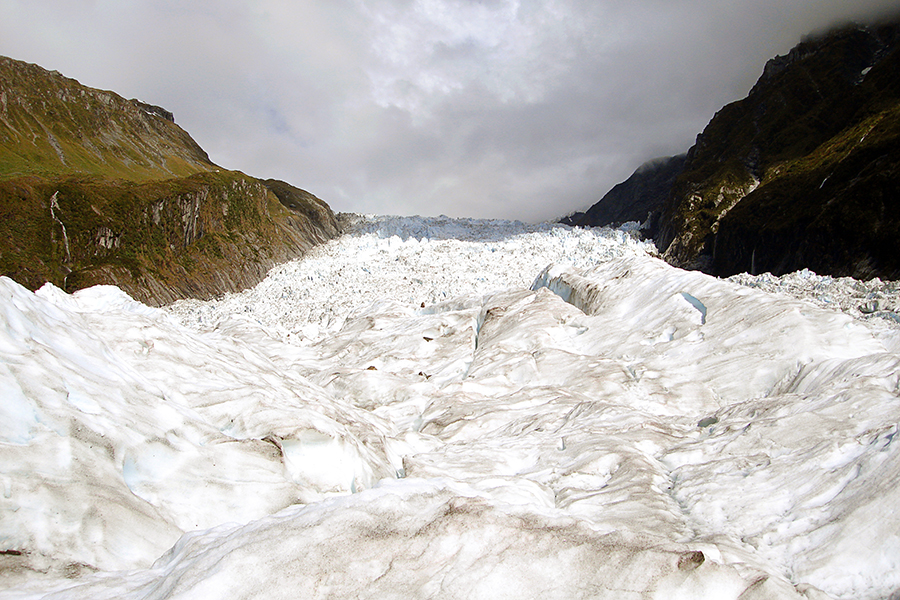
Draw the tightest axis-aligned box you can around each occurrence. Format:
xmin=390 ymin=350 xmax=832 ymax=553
xmin=2 ymin=214 xmax=900 ymax=600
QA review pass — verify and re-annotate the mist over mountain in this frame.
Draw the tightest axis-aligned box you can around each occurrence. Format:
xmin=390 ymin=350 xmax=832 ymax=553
xmin=0 ymin=56 xmax=339 ymax=305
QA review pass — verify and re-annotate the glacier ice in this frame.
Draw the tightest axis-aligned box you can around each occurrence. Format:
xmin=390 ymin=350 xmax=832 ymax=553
xmin=1 ymin=216 xmax=899 ymax=599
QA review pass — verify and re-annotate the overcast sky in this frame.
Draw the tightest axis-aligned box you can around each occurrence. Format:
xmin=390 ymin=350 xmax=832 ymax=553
xmin=2 ymin=1 xmax=899 ymax=221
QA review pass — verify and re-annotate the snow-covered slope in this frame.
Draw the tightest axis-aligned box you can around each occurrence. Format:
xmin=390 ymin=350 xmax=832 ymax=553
xmin=1 ymin=216 xmax=899 ymax=599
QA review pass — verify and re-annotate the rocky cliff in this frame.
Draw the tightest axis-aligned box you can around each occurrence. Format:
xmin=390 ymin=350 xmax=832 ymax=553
xmin=655 ymin=19 xmax=900 ymax=279
xmin=561 ymin=154 xmax=686 ymax=235
xmin=0 ymin=56 xmax=339 ymax=305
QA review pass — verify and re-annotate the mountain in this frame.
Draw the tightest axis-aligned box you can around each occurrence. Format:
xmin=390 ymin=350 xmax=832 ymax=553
xmin=0 ymin=56 xmax=339 ymax=305
xmin=654 ymin=19 xmax=900 ymax=279
xmin=560 ymin=154 xmax=686 ymax=235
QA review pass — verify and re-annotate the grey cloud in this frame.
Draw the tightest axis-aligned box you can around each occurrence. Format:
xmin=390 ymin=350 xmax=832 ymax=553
xmin=1 ymin=0 xmax=898 ymax=221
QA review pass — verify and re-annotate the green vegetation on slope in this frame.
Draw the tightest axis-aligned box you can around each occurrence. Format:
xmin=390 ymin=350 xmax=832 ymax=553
xmin=0 ymin=56 xmax=215 ymax=181
xmin=657 ymin=20 xmax=900 ymax=279
xmin=711 ymin=100 xmax=900 ymax=278
xmin=0 ymin=56 xmax=339 ymax=304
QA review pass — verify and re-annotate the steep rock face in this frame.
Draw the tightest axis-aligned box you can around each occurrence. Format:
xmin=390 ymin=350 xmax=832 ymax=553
xmin=561 ymin=154 xmax=686 ymax=235
xmin=656 ymin=20 xmax=900 ymax=279
xmin=0 ymin=56 xmax=340 ymax=304
xmin=0 ymin=172 xmax=340 ymax=306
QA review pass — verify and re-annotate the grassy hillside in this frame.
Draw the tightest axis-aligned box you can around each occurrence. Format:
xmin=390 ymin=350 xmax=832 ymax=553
xmin=0 ymin=56 xmax=214 ymax=181
xmin=0 ymin=56 xmax=339 ymax=304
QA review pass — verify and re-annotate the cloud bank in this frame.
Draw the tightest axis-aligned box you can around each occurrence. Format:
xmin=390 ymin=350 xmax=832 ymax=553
xmin=2 ymin=0 xmax=899 ymax=221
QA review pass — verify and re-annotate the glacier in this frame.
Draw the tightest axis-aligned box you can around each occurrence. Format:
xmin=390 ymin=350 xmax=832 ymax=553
xmin=1 ymin=215 xmax=899 ymax=599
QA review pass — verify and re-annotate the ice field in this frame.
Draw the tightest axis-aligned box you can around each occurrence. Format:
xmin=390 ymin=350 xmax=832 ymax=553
xmin=2 ymin=215 xmax=900 ymax=599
